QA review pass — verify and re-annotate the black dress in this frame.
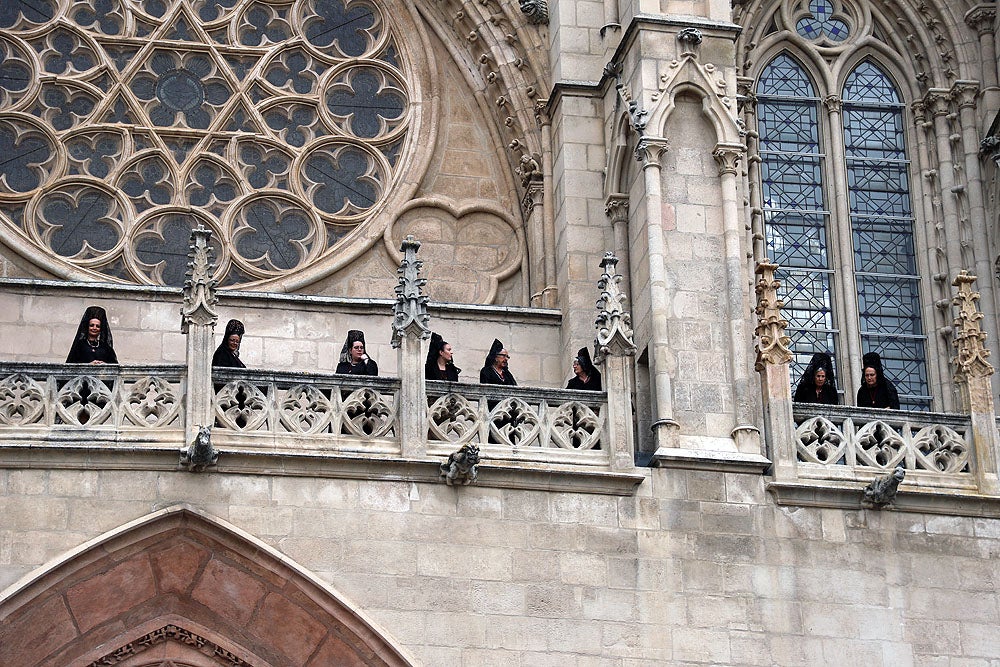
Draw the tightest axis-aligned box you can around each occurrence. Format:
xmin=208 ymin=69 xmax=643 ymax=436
xmin=793 ymin=383 xmax=838 ymax=404
xmin=857 ymin=383 xmax=900 ymax=409
xmin=66 ymin=339 xmax=118 ymax=364
xmin=426 ymin=364 xmax=460 ymax=382
xmin=479 ymin=366 xmax=517 ymax=385
xmin=336 ymin=359 xmax=378 ymax=376
xmin=567 ymin=374 xmax=602 ymax=391
xmin=212 ymin=347 xmax=246 ymax=368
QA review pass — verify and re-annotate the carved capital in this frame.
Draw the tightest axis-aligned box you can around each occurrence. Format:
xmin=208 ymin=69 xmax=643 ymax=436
xmin=952 ymin=270 xmax=995 ymax=379
xmin=965 ymin=5 xmax=998 ymax=36
xmin=391 ymin=235 xmax=431 ymax=348
xmin=822 ymin=94 xmax=841 ymax=114
xmin=635 ymin=137 xmax=668 ymax=167
xmin=754 ymin=259 xmax=792 ymax=370
xmin=713 ymin=143 xmax=744 ymax=176
xmin=180 ymin=226 xmax=218 ymax=332
xmin=522 ymin=179 xmax=544 ymax=213
xmin=910 ymin=100 xmax=928 ymax=125
xmin=924 ymin=89 xmax=952 ymax=117
xmin=951 ymin=80 xmax=980 ymax=109
xmin=737 ymin=76 xmax=757 ymax=113
xmin=594 ymin=252 xmax=636 ymax=363
xmin=604 ymin=194 xmax=629 ymax=226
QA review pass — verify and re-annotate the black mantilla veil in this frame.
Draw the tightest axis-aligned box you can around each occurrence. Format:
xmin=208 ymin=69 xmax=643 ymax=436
xmin=483 ymin=338 xmax=504 ymax=369
xmin=74 ymin=305 xmax=113 ymax=349
xmin=66 ymin=305 xmax=118 ymax=364
xmin=339 ymin=329 xmax=369 ymax=365
xmin=213 ymin=319 xmax=246 ymax=369
xmin=567 ymin=346 xmax=602 ymax=391
xmin=795 ymin=352 xmax=836 ymax=395
xmin=857 ymin=351 xmax=900 ymax=410
xmin=425 ymin=332 xmax=460 ymax=379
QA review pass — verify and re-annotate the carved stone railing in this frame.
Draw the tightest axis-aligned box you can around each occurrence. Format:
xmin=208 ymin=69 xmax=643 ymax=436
xmin=793 ymin=404 xmax=974 ymax=489
xmin=426 ymin=382 xmax=608 ymax=466
xmin=210 ymin=368 xmax=401 ymax=456
xmin=0 ymin=362 xmax=185 ymax=440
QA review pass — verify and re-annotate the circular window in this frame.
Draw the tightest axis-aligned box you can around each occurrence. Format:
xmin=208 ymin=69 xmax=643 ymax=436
xmin=0 ymin=0 xmax=426 ymax=287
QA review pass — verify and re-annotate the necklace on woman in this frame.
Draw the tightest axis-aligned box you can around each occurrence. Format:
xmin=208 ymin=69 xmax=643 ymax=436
xmin=88 ymin=338 xmax=99 ymax=348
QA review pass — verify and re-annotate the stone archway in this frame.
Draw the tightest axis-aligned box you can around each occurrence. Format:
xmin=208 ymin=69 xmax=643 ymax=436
xmin=0 ymin=505 xmax=413 ymax=667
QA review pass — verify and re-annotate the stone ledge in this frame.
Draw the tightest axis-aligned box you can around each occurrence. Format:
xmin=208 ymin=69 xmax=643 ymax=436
xmin=767 ymin=479 xmax=1000 ymax=518
xmin=651 ymin=447 xmax=771 ymax=474
xmin=0 ymin=443 xmax=645 ymax=496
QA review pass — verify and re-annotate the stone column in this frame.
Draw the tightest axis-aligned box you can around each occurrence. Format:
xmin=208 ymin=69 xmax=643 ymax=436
xmin=714 ymin=143 xmax=762 ymax=453
xmin=823 ymin=94 xmax=862 ymax=393
xmin=537 ymin=102 xmax=558 ymax=307
xmin=925 ymin=89 xmax=966 ymax=274
xmin=951 ymin=271 xmax=1000 ymax=495
xmin=604 ymin=194 xmax=630 ymax=297
xmin=965 ymin=5 xmax=998 ymax=110
xmin=637 ymin=138 xmax=679 ymax=448
xmin=594 ymin=252 xmax=636 ymax=471
xmin=180 ymin=227 xmax=219 ymax=445
xmin=391 ymin=235 xmax=431 ymax=458
xmin=754 ymin=259 xmax=795 ymax=481
xmin=523 ymin=178 xmax=547 ymax=307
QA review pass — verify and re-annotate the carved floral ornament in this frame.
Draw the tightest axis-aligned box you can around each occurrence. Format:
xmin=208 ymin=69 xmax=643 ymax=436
xmin=0 ymin=0 xmax=432 ymax=289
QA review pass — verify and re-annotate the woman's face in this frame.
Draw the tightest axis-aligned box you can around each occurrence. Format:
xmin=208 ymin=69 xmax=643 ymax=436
xmin=439 ymin=344 xmax=453 ymax=363
xmin=87 ymin=318 xmax=101 ymax=341
xmin=494 ymin=349 xmax=509 ymax=369
xmin=813 ymin=368 xmax=826 ymax=388
xmin=227 ymin=334 xmax=241 ymax=352
xmin=864 ymin=367 xmax=878 ymax=387
xmin=351 ymin=341 xmax=365 ymax=362
xmin=573 ymin=357 xmax=583 ymax=376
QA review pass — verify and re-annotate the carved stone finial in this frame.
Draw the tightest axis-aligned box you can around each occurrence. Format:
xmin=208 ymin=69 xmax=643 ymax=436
xmin=754 ymin=259 xmax=793 ymax=371
xmin=180 ymin=226 xmax=218 ymax=333
xmin=952 ymin=271 xmax=995 ymax=379
xmin=440 ymin=443 xmax=480 ymax=485
xmin=180 ymin=425 xmax=218 ymax=472
xmin=392 ymin=235 xmax=431 ymax=348
xmin=862 ymin=466 xmax=905 ymax=509
xmin=594 ymin=252 xmax=636 ymax=364
xmin=677 ymin=27 xmax=703 ymax=46
xmin=518 ymin=0 xmax=548 ymax=24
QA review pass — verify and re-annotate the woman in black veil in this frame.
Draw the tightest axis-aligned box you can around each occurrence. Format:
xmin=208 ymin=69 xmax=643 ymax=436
xmin=793 ymin=352 xmax=838 ymax=404
xmin=66 ymin=305 xmax=118 ymax=365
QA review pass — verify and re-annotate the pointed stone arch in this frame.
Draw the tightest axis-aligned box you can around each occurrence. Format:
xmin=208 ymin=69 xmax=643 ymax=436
xmin=646 ymin=56 xmax=742 ymax=146
xmin=0 ymin=505 xmax=414 ymax=667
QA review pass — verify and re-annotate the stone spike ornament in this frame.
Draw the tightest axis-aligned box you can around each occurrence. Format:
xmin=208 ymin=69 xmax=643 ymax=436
xmin=391 ymin=235 xmax=431 ymax=349
xmin=754 ymin=259 xmax=793 ymax=371
xmin=594 ymin=252 xmax=636 ymax=364
xmin=180 ymin=226 xmax=219 ymax=333
xmin=952 ymin=271 xmax=994 ymax=379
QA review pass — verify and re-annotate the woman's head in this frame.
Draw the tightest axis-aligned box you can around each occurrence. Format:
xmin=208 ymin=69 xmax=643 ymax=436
xmin=861 ymin=352 xmax=885 ymax=388
xmin=227 ymin=333 xmax=241 ymax=352
xmin=351 ymin=340 xmax=366 ymax=362
xmin=87 ymin=318 xmax=101 ymax=341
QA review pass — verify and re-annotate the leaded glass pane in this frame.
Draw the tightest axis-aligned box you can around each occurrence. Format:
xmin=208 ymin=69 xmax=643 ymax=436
xmin=757 ymin=99 xmax=819 ymax=153
xmin=757 ymin=54 xmax=816 ymax=98
xmin=843 ymin=106 xmax=905 ymax=160
xmin=846 ymin=160 xmax=911 ymax=217
xmin=761 ymin=156 xmax=824 ymax=210
xmin=843 ymin=61 xmax=901 ymax=104
xmin=765 ymin=212 xmax=829 ymax=269
xmin=857 ymin=276 xmax=922 ymax=335
xmin=852 ymin=218 xmax=916 ymax=275
xmin=777 ymin=269 xmax=835 ymax=331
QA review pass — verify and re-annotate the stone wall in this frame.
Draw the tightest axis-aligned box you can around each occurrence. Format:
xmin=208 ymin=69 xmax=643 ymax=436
xmin=1 ymin=467 xmax=998 ymax=664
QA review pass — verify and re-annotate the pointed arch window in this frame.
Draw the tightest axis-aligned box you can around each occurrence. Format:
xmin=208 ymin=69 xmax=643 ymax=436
xmin=758 ymin=54 xmax=930 ymax=409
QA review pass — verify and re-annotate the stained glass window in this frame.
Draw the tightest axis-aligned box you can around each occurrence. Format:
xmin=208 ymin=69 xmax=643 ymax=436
xmin=757 ymin=54 xmax=838 ymax=384
xmin=843 ymin=61 xmax=929 ymax=409
xmin=758 ymin=54 xmax=929 ymax=409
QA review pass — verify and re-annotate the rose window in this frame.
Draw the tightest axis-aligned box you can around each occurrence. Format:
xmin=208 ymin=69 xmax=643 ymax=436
xmin=0 ymin=0 xmax=415 ymax=287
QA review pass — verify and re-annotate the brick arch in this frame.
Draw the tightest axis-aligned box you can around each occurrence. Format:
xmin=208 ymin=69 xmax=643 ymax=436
xmin=0 ymin=505 xmax=413 ymax=667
